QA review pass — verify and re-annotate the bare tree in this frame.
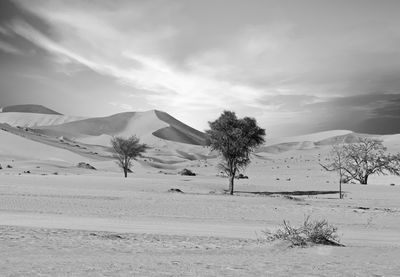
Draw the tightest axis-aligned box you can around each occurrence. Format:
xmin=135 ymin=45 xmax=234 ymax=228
xmin=206 ymin=111 xmax=265 ymax=195
xmin=322 ymin=138 xmax=400 ymax=188
xmin=320 ymin=144 xmax=348 ymax=199
xmin=110 ymin=136 xmax=148 ymax=178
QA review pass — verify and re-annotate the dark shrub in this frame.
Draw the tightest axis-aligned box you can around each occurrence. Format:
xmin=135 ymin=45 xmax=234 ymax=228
xmin=179 ymin=168 xmax=196 ymax=176
xmin=77 ymin=162 xmax=96 ymax=170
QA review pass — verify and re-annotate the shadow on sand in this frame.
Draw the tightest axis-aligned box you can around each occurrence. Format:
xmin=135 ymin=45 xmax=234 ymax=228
xmin=236 ymin=190 xmax=340 ymax=196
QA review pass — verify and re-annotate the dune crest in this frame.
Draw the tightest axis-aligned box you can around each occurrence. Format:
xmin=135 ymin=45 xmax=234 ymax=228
xmin=0 ymin=112 xmax=85 ymax=128
xmin=1 ymin=104 xmax=62 ymax=115
xmin=37 ymin=110 xmax=207 ymax=146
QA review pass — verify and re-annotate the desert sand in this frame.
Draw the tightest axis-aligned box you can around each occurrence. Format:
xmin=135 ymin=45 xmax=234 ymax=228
xmin=0 ymin=107 xmax=399 ymax=276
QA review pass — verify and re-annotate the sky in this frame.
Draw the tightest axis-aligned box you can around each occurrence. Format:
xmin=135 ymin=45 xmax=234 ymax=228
xmin=0 ymin=0 xmax=400 ymax=137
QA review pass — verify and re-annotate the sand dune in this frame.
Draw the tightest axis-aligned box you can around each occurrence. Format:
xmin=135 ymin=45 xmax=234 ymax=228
xmin=259 ymin=130 xmax=400 ymax=154
xmin=266 ymin=130 xmax=353 ymax=145
xmin=153 ymin=110 xmax=207 ymax=145
xmin=1 ymin=104 xmax=62 ymax=115
xmin=0 ymin=129 xmax=88 ymax=162
xmin=0 ymin=112 xmax=85 ymax=127
xmin=38 ymin=110 xmax=207 ymax=146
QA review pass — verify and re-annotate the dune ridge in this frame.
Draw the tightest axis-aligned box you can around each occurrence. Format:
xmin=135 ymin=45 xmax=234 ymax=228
xmin=0 ymin=129 xmax=88 ymax=162
xmin=37 ymin=110 xmax=208 ymax=146
xmin=1 ymin=104 xmax=62 ymax=115
xmin=259 ymin=130 xmax=400 ymax=154
xmin=0 ymin=112 xmax=86 ymax=128
xmin=153 ymin=110 xmax=208 ymax=146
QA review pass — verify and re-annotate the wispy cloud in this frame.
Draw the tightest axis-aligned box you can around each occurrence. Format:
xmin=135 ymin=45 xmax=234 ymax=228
xmin=0 ymin=39 xmax=24 ymax=54
xmin=7 ymin=15 xmax=265 ymax=114
xmin=109 ymin=102 xmax=133 ymax=111
xmin=1 ymin=0 xmax=400 ymax=135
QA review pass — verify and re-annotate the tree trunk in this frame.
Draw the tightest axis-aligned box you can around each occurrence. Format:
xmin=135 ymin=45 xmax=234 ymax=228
xmin=124 ymin=168 xmax=128 ymax=178
xmin=229 ymin=175 xmax=234 ymax=195
xmin=339 ymin=169 xmax=342 ymax=199
xmin=360 ymin=175 xmax=368 ymax=185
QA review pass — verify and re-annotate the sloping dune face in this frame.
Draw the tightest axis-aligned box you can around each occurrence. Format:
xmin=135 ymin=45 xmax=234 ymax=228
xmin=0 ymin=130 xmax=86 ymax=162
xmin=2 ymin=104 xmax=61 ymax=115
xmin=315 ymin=132 xmax=371 ymax=146
xmin=0 ymin=112 xmax=85 ymax=128
xmin=39 ymin=111 xmax=168 ymax=141
xmin=258 ymin=130 xmax=400 ymax=154
xmin=39 ymin=110 xmax=208 ymax=146
xmin=41 ymin=112 xmax=139 ymax=137
xmin=266 ymin=130 xmax=353 ymax=146
xmin=153 ymin=110 xmax=208 ymax=146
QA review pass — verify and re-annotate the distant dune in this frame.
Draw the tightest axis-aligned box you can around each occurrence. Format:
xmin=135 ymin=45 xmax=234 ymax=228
xmin=0 ymin=112 xmax=85 ymax=128
xmin=266 ymin=130 xmax=353 ymax=146
xmin=39 ymin=112 xmax=140 ymax=137
xmin=153 ymin=110 xmax=207 ymax=146
xmin=37 ymin=110 xmax=208 ymax=146
xmin=0 ymin=104 xmax=398 ymax=158
xmin=258 ymin=130 xmax=400 ymax=154
xmin=1 ymin=104 xmax=62 ymax=115
xmin=0 ymin=129 xmax=87 ymax=162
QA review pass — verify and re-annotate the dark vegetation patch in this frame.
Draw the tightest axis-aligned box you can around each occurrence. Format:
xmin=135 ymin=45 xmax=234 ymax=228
xmin=178 ymin=168 xmax=196 ymax=176
xmin=236 ymin=190 xmax=340 ymax=196
xmin=236 ymin=173 xmax=248 ymax=179
xmin=168 ymin=188 xmax=184 ymax=193
xmin=77 ymin=162 xmax=96 ymax=170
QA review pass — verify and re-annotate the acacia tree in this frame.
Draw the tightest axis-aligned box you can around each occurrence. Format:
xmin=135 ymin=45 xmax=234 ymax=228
xmin=110 ymin=136 xmax=148 ymax=178
xmin=206 ymin=111 xmax=266 ymax=195
xmin=321 ymin=138 xmax=400 ymax=186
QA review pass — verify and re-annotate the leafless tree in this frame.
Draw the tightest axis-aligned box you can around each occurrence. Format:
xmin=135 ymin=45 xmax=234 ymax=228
xmin=321 ymin=138 xmax=400 ymax=191
xmin=320 ymin=144 xmax=348 ymax=198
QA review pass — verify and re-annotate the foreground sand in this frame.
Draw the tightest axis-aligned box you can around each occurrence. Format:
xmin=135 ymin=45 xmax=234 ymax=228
xmin=0 ymin=168 xmax=399 ymax=276
xmin=1 ymin=124 xmax=400 ymax=276
xmin=2 ymin=225 xmax=399 ymax=277
xmin=1 ymin=107 xmax=400 ymax=275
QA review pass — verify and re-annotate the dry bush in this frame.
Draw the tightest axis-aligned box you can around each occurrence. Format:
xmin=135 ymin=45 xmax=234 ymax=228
xmin=263 ymin=216 xmax=344 ymax=247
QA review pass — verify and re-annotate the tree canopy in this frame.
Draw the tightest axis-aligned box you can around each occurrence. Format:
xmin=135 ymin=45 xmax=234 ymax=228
xmin=206 ymin=111 xmax=266 ymax=194
xmin=110 ymin=136 xmax=148 ymax=178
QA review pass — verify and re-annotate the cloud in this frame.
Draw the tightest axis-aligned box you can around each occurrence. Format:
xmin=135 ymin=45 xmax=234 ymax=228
xmin=298 ymin=93 xmax=400 ymax=134
xmin=0 ymin=39 xmax=24 ymax=54
xmin=109 ymin=102 xmax=133 ymax=111
xmin=7 ymin=15 xmax=265 ymax=115
xmin=2 ymin=0 xmax=400 ymax=135
xmin=0 ymin=26 xmax=11 ymax=36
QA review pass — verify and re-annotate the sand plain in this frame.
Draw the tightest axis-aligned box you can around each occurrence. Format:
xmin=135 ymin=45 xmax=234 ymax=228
xmin=0 ymin=111 xmax=399 ymax=276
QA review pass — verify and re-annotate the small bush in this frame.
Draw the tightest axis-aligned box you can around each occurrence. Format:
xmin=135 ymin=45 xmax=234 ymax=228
xmin=77 ymin=162 xmax=96 ymax=170
xmin=236 ymin=173 xmax=248 ymax=179
xmin=179 ymin=168 xmax=196 ymax=176
xmin=263 ymin=216 xmax=344 ymax=247
xmin=168 ymin=188 xmax=184 ymax=193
